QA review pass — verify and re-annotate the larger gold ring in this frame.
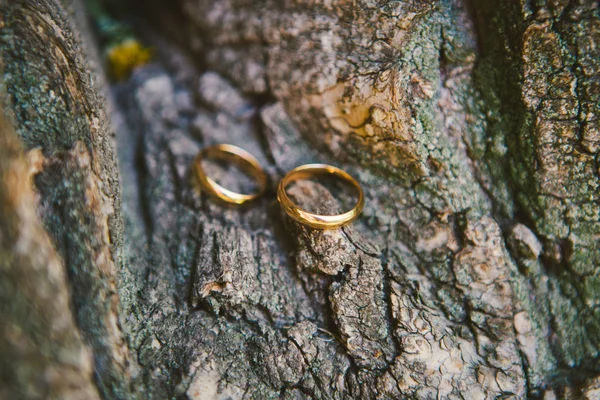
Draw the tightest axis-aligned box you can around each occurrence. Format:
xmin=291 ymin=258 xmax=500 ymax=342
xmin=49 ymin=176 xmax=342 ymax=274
xmin=194 ymin=144 xmax=267 ymax=205
xmin=277 ymin=164 xmax=364 ymax=229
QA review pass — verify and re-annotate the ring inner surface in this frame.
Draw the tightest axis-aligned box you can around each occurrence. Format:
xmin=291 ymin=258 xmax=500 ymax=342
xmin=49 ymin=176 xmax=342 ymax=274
xmin=283 ymin=169 xmax=360 ymax=216
xmin=200 ymin=150 xmax=265 ymax=196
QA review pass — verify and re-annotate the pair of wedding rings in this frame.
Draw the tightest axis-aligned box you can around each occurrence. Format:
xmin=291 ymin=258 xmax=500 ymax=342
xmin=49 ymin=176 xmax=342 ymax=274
xmin=194 ymin=144 xmax=364 ymax=229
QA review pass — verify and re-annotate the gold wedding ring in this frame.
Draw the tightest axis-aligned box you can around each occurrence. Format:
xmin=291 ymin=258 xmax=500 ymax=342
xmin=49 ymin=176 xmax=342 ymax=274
xmin=194 ymin=144 xmax=267 ymax=205
xmin=277 ymin=164 xmax=364 ymax=229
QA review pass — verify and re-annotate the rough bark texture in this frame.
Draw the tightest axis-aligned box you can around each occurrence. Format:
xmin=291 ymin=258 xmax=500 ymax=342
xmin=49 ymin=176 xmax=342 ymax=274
xmin=0 ymin=0 xmax=599 ymax=399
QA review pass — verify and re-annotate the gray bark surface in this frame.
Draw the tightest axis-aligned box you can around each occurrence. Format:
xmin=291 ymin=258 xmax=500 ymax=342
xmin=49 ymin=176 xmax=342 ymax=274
xmin=0 ymin=0 xmax=599 ymax=399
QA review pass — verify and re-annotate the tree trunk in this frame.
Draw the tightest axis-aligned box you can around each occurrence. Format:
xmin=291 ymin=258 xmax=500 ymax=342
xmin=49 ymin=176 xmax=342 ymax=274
xmin=1 ymin=0 xmax=599 ymax=398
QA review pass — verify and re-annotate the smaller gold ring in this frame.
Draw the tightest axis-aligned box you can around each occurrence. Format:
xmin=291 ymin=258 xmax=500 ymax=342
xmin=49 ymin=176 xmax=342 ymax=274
xmin=277 ymin=164 xmax=364 ymax=229
xmin=194 ymin=144 xmax=267 ymax=205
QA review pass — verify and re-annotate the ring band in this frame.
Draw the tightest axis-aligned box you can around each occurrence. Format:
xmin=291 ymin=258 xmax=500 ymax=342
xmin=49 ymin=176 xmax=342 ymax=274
xmin=277 ymin=164 xmax=364 ymax=229
xmin=194 ymin=144 xmax=267 ymax=205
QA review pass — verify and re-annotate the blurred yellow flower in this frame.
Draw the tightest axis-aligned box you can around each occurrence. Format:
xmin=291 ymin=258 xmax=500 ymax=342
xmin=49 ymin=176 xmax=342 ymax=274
xmin=107 ymin=39 xmax=152 ymax=81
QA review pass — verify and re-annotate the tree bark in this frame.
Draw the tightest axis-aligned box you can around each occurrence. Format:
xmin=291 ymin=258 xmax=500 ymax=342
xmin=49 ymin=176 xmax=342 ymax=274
xmin=0 ymin=0 xmax=599 ymax=399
